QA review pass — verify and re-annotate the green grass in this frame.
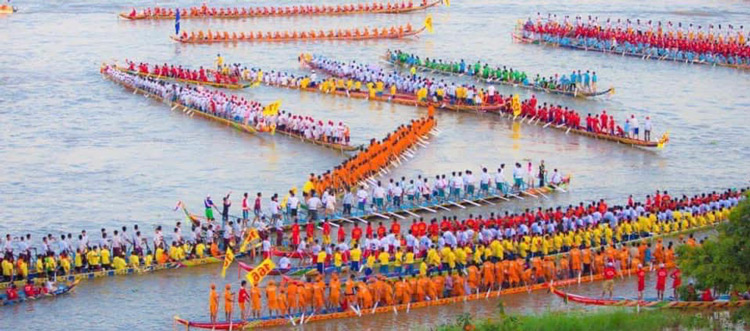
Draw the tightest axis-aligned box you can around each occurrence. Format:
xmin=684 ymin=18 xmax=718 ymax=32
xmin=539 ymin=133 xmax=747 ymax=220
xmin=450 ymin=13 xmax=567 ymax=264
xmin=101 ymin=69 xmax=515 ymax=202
xmin=438 ymin=308 xmax=714 ymax=331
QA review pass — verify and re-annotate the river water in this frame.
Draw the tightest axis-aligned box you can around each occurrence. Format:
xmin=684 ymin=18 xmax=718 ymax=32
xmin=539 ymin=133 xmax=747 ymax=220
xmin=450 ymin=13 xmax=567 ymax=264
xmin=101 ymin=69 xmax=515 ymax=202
xmin=1 ymin=0 xmax=748 ymax=329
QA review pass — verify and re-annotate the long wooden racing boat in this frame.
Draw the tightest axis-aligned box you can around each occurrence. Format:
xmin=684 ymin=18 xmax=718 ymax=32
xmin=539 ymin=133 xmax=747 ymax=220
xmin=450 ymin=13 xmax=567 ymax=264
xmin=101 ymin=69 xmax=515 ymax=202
xmin=1 ymin=280 xmax=80 ymax=306
xmin=551 ymin=287 xmax=750 ymax=309
xmin=113 ymin=66 xmax=252 ymax=90
xmin=172 ymin=267 xmax=633 ymax=330
xmin=101 ymin=67 xmax=360 ymax=153
xmin=383 ymin=52 xmax=615 ymax=98
xmin=171 ymin=26 xmax=426 ymax=44
xmin=119 ymin=1 xmax=442 ymax=20
xmin=511 ymin=27 xmax=750 ymax=71
xmin=257 ymin=75 xmax=664 ymax=148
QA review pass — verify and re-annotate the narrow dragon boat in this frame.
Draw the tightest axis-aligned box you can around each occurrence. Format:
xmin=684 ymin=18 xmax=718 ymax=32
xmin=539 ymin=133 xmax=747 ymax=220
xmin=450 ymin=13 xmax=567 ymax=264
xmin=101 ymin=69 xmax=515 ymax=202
xmin=119 ymin=0 xmax=443 ymax=20
xmin=170 ymin=26 xmax=426 ymax=44
xmin=113 ymin=66 xmax=252 ymax=90
xmin=172 ymin=269 xmax=632 ymax=330
xmin=255 ymin=73 xmax=666 ymax=148
xmin=551 ymin=287 xmax=750 ymax=309
xmin=383 ymin=50 xmax=615 ymax=98
xmin=101 ymin=66 xmax=361 ymax=153
xmin=1 ymin=280 xmax=80 ymax=306
xmin=510 ymin=26 xmax=750 ymax=71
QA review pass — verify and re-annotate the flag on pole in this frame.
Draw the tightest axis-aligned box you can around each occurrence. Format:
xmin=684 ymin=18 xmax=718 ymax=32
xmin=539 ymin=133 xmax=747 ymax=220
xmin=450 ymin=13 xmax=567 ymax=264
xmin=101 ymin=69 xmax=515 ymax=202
xmin=246 ymin=258 xmax=276 ymax=285
xmin=239 ymin=228 xmax=260 ymax=252
xmin=424 ymin=15 xmax=434 ymax=33
xmin=175 ymin=8 xmax=181 ymax=35
xmin=262 ymin=100 xmax=282 ymax=116
xmin=221 ymin=247 xmax=235 ymax=278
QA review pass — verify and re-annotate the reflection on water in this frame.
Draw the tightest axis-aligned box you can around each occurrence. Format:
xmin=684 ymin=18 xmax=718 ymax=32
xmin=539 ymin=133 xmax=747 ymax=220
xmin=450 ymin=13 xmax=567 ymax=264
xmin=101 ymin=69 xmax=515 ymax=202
xmin=1 ymin=0 xmax=749 ymax=329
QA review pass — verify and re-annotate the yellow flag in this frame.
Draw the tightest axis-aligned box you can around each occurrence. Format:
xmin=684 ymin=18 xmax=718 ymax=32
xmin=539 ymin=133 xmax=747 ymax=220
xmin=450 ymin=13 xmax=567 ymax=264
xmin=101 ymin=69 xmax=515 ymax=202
xmin=240 ymin=228 xmax=260 ymax=253
xmin=424 ymin=15 xmax=434 ymax=33
xmin=410 ymin=66 xmax=417 ymax=75
xmin=262 ymin=100 xmax=282 ymax=116
xmin=221 ymin=247 xmax=235 ymax=278
xmin=512 ymin=94 xmax=521 ymax=117
xmin=444 ymin=0 xmax=450 ymax=7
xmin=246 ymin=258 xmax=276 ymax=285
xmin=657 ymin=131 xmax=670 ymax=149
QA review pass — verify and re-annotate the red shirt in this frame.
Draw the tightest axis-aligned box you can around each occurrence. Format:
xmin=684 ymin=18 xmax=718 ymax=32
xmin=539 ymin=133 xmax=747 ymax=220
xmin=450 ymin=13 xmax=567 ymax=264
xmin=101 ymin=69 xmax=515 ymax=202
xmin=238 ymin=288 xmax=249 ymax=303
xmin=323 ymin=222 xmax=331 ymax=236
xmin=417 ymin=222 xmax=427 ymax=236
xmin=377 ymin=226 xmax=386 ymax=238
xmin=670 ymin=269 xmax=682 ymax=288
xmin=637 ymin=269 xmax=646 ymax=291
xmin=428 ymin=223 xmax=439 ymax=237
xmin=391 ymin=222 xmax=400 ymax=235
xmin=366 ymin=225 xmax=373 ymax=238
xmin=656 ymin=268 xmax=668 ymax=289
xmin=351 ymin=227 xmax=362 ymax=241
xmin=306 ymin=222 xmax=315 ymax=238
xmin=337 ymin=227 xmax=346 ymax=243
xmin=603 ymin=266 xmax=616 ymax=280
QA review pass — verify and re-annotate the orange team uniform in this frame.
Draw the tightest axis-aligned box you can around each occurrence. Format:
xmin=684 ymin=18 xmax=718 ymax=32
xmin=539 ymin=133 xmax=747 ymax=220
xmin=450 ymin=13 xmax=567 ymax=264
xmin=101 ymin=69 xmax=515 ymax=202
xmin=266 ymin=283 xmax=278 ymax=311
xmin=250 ymin=285 xmax=261 ymax=312
xmin=313 ymin=280 xmax=325 ymax=309
xmin=494 ymin=261 xmax=505 ymax=286
xmin=287 ymin=282 xmax=298 ymax=310
xmin=209 ymin=288 xmax=219 ymax=316
xmin=482 ymin=262 xmax=495 ymax=288
xmin=329 ymin=276 xmax=340 ymax=307
xmin=224 ymin=288 xmax=233 ymax=314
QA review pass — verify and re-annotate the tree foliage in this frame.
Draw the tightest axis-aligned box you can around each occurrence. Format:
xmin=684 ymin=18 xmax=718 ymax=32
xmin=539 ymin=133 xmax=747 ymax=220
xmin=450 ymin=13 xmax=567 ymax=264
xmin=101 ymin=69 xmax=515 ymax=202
xmin=677 ymin=193 xmax=750 ymax=293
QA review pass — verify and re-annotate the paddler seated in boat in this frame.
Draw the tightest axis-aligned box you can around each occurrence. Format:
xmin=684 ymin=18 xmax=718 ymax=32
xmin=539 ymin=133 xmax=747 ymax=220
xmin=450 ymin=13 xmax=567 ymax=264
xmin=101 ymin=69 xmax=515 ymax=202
xmin=231 ymin=32 xmax=237 ymax=41
xmin=318 ymin=30 xmax=326 ymax=38
xmin=222 ymin=31 xmax=229 ymax=40
xmin=327 ymin=29 xmax=334 ymax=37
xmin=381 ymin=27 xmax=389 ymax=36
xmin=398 ymin=26 xmax=404 ymax=36
xmin=344 ymin=29 xmax=352 ymax=37
xmin=282 ymin=30 xmax=290 ymax=39
xmin=238 ymin=32 xmax=245 ymax=40
xmin=300 ymin=31 xmax=308 ymax=39
xmin=292 ymin=30 xmax=299 ymax=39
xmin=363 ymin=27 xmax=370 ymax=36
xmin=180 ymin=31 xmax=189 ymax=41
xmin=128 ymin=8 xmax=137 ymax=18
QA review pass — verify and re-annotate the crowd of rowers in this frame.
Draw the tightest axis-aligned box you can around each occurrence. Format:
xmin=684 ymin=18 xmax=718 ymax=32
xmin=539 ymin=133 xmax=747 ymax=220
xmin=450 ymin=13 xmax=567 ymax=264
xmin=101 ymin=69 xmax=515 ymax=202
xmin=207 ymin=191 xmax=744 ymax=322
xmin=128 ymin=0 xmax=431 ymax=19
xmin=102 ymin=65 xmax=352 ymax=144
xmin=299 ymin=54 xmax=656 ymax=141
xmin=522 ymin=15 xmax=749 ymax=64
xmin=304 ymin=116 xmax=435 ymax=196
xmin=1 ymin=188 xmax=741 ymax=291
xmin=297 ymin=161 xmax=566 ymax=220
xmin=126 ymin=60 xmax=241 ymax=86
xmin=176 ymin=23 xmax=417 ymax=42
xmin=388 ymin=50 xmax=600 ymax=94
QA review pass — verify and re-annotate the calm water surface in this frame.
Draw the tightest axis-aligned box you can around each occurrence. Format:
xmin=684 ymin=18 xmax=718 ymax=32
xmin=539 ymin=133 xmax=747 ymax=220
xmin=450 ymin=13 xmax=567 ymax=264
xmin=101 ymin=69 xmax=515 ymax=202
xmin=1 ymin=0 xmax=749 ymax=329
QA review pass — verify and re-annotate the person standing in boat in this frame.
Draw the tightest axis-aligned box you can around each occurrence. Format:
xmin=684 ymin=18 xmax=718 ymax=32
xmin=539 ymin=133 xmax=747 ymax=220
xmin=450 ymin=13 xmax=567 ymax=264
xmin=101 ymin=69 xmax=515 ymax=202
xmin=643 ymin=116 xmax=652 ymax=141
xmin=204 ymin=195 xmax=215 ymax=222
xmin=221 ymin=192 xmax=232 ymax=226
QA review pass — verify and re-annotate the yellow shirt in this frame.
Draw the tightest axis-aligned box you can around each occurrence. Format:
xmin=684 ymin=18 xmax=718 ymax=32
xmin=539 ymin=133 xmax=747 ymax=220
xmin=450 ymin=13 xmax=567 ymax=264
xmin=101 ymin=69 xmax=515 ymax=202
xmin=19 ymin=261 xmax=28 ymax=277
xmin=394 ymin=252 xmax=403 ymax=267
xmin=1 ymin=260 xmax=12 ymax=276
xmin=35 ymin=259 xmax=44 ymax=273
xmin=317 ymin=251 xmax=327 ymax=264
xmin=196 ymin=243 xmax=206 ymax=258
xmin=405 ymin=251 xmax=415 ymax=264
xmin=378 ymin=251 xmax=390 ymax=265
xmin=350 ymin=248 xmax=362 ymax=262
xmin=75 ymin=254 xmax=83 ymax=267
xmin=112 ymin=257 xmax=127 ymax=270
xmin=419 ymin=261 xmax=427 ymax=276
xmin=334 ymin=252 xmax=343 ymax=267
xmin=101 ymin=249 xmax=111 ymax=265
xmin=129 ymin=254 xmax=140 ymax=268
xmin=366 ymin=255 xmax=376 ymax=268
xmin=144 ymin=254 xmax=153 ymax=267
